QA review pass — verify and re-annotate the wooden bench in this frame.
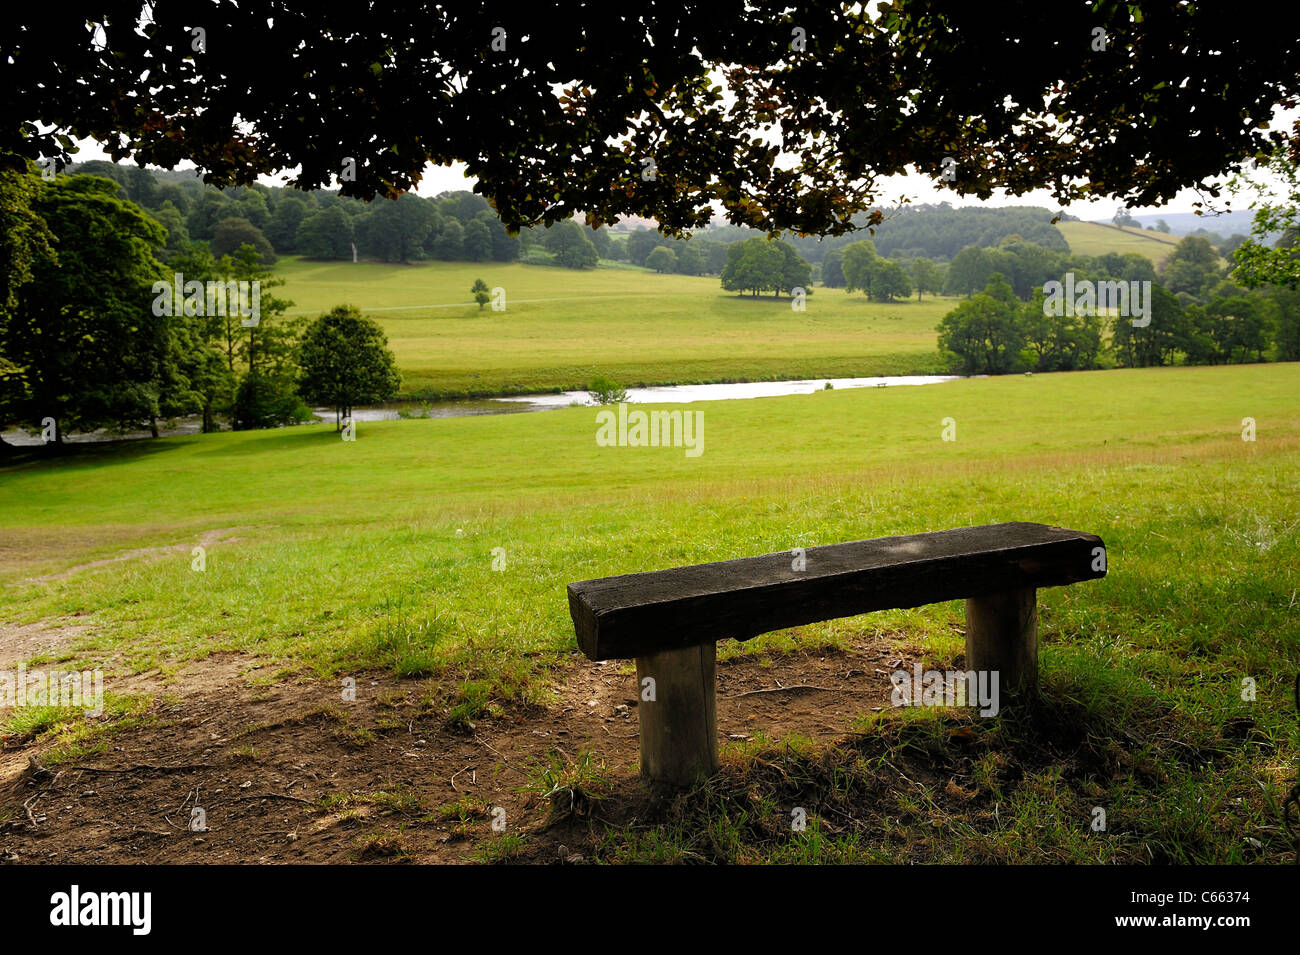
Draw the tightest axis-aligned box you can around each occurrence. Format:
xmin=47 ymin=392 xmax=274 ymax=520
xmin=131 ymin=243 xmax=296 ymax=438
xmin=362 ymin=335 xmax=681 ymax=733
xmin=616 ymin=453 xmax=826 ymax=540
xmin=567 ymin=521 xmax=1106 ymax=785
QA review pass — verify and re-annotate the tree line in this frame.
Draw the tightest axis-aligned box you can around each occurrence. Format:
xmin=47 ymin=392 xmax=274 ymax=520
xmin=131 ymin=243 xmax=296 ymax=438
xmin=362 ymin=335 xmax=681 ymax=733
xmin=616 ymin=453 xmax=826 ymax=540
xmin=0 ymin=165 xmax=399 ymax=450
xmin=933 ymin=234 xmax=1300 ymax=374
xmin=71 ymin=161 xmax=526 ymax=267
xmin=68 ymin=164 xmax=1149 ymax=280
xmin=66 ymin=162 xmax=757 ymax=276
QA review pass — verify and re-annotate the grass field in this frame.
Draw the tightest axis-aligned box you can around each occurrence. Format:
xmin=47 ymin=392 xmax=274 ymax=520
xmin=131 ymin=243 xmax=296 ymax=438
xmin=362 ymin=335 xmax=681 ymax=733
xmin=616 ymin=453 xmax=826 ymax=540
xmin=1057 ymin=221 xmax=1181 ymax=266
xmin=273 ymin=257 xmax=953 ymax=398
xmin=2 ymin=362 xmax=1297 ymax=862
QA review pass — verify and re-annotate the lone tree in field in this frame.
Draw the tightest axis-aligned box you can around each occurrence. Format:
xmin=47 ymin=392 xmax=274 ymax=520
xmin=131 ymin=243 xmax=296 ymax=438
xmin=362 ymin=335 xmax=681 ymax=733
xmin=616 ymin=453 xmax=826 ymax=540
xmin=471 ymin=278 xmax=490 ymax=309
xmin=720 ymin=237 xmax=810 ymax=297
xmin=1112 ymin=207 xmax=1140 ymax=229
xmin=908 ymin=258 xmax=944 ymax=301
xmin=842 ymin=239 xmax=912 ymax=302
xmin=297 ymin=305 xmax=401 ymax=430
xmin=721 ymin=238 xmax=780 ymax=296
xmin=8 ymin=5 xmax=1292 ymax=238
xmin=645 ymin=246 xmax=676 ymax=273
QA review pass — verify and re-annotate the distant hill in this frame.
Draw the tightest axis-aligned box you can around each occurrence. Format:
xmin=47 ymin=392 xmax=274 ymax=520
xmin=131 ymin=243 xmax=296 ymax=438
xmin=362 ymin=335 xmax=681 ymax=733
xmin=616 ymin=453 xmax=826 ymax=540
xmin=698 ymin=203 xmax=1070 ymax=263
xmin=1127 ymin=210 xmax=1259 ymax=237
xmin=1056 ymin=221 xmax=1180 ymax=266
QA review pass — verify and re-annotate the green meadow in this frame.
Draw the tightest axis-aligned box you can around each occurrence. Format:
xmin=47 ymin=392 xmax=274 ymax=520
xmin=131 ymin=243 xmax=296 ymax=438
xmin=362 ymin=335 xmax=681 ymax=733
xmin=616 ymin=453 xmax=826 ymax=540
xmin=2 ymin=361 xmax=1300 ymax=867
xmin=1056 ymin=221 xmax=1181 ymax=266
xmin=2 ymin=362 xmax=1297 ymax=860
xmin=273 ymin=257 xmax=953 ymax=398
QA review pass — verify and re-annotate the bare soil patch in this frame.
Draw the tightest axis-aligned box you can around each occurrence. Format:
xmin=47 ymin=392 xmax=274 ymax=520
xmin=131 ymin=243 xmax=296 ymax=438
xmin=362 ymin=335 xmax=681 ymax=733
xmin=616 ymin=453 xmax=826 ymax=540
xmin=0 ymin=620 xmax=91 ymax=670
xmin=0 ymin=637 xmax=924 ymax=864
xmin=22 ymin=527 xmax=248 ymax=583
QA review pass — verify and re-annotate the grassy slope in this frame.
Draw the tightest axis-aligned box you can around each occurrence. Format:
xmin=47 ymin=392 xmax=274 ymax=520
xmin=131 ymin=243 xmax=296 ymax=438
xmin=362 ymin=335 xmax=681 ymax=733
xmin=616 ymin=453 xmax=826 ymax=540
xmin=4 ymin=363 xmax=1294 ymax=651
xmin=5 ymin=356 xmax=1295 ymax=862
xmin=273 ymin=216 xmax=1200 ymax=401
xmin=274 ymin=258 xmax=952 ymax=398
xmin=1057 ymin=221 xmax=1180 ymax=266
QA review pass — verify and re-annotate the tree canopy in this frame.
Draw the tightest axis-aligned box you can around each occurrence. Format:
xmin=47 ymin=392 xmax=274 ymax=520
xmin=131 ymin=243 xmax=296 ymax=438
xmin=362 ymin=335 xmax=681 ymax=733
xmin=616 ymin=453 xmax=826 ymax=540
xmin=842 ymin=240 xmax=912 ymax=302
xmin=6 ymin=3 xmax=1294 ymax=236
xmin=721 ymin=237 xmax=809 ymax=297
xmin=1233 ymin=133 xmax=1300 ymax=291
xmin=543 ymin=221 xmax=599 ymax=269
xmin=0 ymin=174 xmax=171 ymax=440
xmin=645 ymin=246 xmax=676 ymax=273
xmin=296 ymin=305 xmax=401 ymax=428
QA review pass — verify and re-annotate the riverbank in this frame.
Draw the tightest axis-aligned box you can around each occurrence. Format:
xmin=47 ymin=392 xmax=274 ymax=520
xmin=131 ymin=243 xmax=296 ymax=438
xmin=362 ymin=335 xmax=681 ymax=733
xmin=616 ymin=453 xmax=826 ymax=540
xmin=0 ymin=374 xmax=961 ymax=445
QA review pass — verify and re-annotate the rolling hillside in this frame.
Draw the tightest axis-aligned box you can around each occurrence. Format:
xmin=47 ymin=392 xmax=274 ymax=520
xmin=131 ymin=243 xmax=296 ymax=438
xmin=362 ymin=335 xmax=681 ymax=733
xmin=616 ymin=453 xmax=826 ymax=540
xmin=1055 ymin=221 xmax=1181 ymax=266
xmin=273 ymin=258 xmax=952 ymax=398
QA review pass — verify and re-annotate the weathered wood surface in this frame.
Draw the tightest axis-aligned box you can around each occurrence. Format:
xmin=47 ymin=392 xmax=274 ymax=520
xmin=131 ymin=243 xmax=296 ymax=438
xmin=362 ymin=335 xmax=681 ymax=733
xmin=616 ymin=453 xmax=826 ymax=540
xmin=635 ymin=644 xmax=718 ymax=784
xmin=966 ymin=586 xmax=1039 ymax=695
xmin=568 ymin=522 xmax=1104 ymax=660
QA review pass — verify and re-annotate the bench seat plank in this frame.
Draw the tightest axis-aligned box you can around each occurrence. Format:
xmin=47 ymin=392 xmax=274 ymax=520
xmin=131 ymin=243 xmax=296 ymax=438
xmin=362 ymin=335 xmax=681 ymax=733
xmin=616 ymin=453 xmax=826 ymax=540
xmin=568 ymin=522 xmax=1104 ymax=660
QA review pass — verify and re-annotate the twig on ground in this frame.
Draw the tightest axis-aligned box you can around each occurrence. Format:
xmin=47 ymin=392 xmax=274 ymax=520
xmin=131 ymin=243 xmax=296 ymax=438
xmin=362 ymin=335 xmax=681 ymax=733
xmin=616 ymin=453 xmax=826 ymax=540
xmin=72 ymin=762 xmax=208 ymax=774
xmin=450 ymin=766 xmax=473 ymax=793
xmin=472 ymin=735 xmax=528 ymax=777
xmin=20 ymin=770 xmax=62 ymax=829
xmin=730 ymin=682 xmax=842 ymax=698
xmin=232 ymin=792 xmax=315 ymax=805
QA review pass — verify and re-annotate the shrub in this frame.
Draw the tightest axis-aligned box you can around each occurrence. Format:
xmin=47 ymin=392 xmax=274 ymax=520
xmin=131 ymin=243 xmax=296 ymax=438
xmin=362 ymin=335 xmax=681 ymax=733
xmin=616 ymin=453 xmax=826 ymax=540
xmin=232 ymin=373 xmax=314 ymax=430
xmin=587 ymin=376 xmax=629 ymax=405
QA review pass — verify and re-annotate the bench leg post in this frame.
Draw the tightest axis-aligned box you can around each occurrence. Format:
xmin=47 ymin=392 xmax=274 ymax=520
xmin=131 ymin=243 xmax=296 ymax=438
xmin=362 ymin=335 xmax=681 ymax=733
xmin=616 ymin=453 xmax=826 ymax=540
xmin=635 ymin=643 xmax=718 ymax=786
xmin=965 ymin=587 xmax=1038 ymax=700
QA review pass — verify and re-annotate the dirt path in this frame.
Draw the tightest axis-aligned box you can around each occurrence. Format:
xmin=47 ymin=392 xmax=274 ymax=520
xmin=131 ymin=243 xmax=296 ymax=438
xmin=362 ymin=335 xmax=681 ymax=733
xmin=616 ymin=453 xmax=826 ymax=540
xmin=0 ymin=639 xmax=920 ymax=864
